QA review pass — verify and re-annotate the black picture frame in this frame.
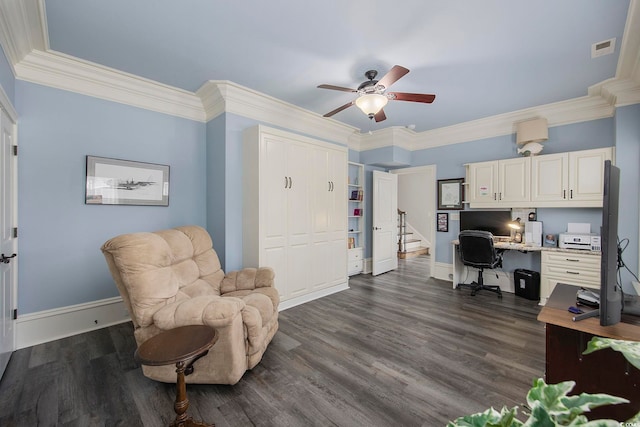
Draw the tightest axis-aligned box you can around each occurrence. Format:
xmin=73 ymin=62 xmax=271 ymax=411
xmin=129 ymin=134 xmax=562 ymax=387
xmin=437 ymin=212 xmax=449 ymax=232
xmin=85 ymin=155 xmax=170 ymax=206
xmin=437 ymin=178 xmax=464 ymax=210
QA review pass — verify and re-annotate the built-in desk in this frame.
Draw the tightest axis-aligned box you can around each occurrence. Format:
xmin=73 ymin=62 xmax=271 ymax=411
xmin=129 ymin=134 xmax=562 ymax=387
xmin=452 ymin=240 xmax=600 ymax=301
xmin=538 ymin=283 xmax=640 ymax=421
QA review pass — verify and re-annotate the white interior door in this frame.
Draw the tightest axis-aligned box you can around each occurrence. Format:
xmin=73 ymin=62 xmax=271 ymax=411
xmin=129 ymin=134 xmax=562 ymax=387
xmin=0 ymin=108 xmax=17 ymax=378
xmin=372 ymin=170 xmax=398 ymax=276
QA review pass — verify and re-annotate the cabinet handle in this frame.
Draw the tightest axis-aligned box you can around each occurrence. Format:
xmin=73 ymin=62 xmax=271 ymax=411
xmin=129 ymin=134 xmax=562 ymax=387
xmin=499 ymin=192 xmax=502 ymax=200
xmin=289 ymin=177 xmax=292 ymax=188
xmin=570 ymin=189 xmax=573 ymax=199
xmin=494 ymin=193 xmax=497 ymax=200
xmin=563 ymin=190 xmax=566 ymax=199
xmin=330 ymin=181 xmax=334 ymax=191
xmin=566 ymin=271 xmax=580 ymax=275
xmin=285 ymin=177 xmax=288 ymax=189
xmin=565 ymin=258 xmax=580 ymax=262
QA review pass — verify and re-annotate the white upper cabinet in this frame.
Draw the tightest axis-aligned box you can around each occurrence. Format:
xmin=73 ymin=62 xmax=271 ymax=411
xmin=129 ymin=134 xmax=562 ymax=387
xmin=466 ymin=157 xmax=530 ymax=207
xmin=467 ymin=147 xmax=613 ymax=208
xmin=531 ymin=147 xmax=613 ymax=207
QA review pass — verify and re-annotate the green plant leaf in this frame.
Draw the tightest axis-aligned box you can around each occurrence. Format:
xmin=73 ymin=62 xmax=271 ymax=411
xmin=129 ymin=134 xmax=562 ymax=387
xmin=583 ymin=337 xmax=640 ymax=371
xmin=447 ymin=406 xmax=524 ymax=427
xmin=526 ymin=378 xmax=574 ymax=414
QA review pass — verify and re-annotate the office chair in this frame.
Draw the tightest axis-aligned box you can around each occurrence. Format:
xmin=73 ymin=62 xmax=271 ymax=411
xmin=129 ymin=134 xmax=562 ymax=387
xmin=457 ymin=230 xmax=503 ymax=298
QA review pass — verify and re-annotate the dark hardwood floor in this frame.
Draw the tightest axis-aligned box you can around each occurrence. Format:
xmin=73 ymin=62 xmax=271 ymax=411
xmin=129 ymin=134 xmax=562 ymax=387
xmin=0 ymin=256 xmax=545 ymax=426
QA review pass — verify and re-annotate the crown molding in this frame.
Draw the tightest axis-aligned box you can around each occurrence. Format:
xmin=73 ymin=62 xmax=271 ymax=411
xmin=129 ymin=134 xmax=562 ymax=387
xmin=0 ymin=0 xmax=46 ymax=68
xmin=589 ymin=77 xmax=640 ymax=107
xmin=616 ymin=0 xmax=640 ymax=80
xmin=15 ymin=50 xmax=206 ymax=122
xmin=197 ymin=80 xmax=357 ymax=145
xmin=350 ymin=94 xmax=615 ymax=152
xmin=347 ymin=126 xmax=416 ymax=152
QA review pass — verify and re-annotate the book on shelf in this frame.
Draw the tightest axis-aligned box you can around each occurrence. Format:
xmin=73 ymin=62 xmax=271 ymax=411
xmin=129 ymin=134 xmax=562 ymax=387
xmin=350 ymin=189 xmax=363 ymax=201
xmin=354 ymin=208 xmax=361 ymax=216
xmin=348 ymin=237 xmax=355 ymax=249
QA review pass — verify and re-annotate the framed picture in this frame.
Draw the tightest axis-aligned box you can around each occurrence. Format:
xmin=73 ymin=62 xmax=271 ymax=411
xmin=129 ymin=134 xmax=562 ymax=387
xmin=437 ymin=178 xmax=464 ymax=210
xmin=85 ymin=156 xmax=170 ymax=206
xmin=437 ymin=212 xmax=449 ymax=232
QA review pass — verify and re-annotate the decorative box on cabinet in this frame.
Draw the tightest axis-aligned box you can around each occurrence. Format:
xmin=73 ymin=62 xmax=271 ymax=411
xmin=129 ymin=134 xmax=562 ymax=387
xmin=465 ymin=157 xmax=530 ymax=207
xmin=347 ymin=162 xmax=364 ymax=275
xmin=243 ymin=125 xmax=348 ymax=308
xmin=540 ymin=251 xmax=601 ymax=305
xmin=531 ymin=147 xmax=613 ymax=207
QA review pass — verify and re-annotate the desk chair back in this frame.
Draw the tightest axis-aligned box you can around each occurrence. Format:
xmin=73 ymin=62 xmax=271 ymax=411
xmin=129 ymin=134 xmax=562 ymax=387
xmin=458 ymin=230 xmax=501 ymax=269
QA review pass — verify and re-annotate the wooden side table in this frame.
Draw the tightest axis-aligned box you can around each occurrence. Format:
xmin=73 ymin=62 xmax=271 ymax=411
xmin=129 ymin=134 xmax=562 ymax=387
xmin=135 ymin=325 xmax=218 ymax=427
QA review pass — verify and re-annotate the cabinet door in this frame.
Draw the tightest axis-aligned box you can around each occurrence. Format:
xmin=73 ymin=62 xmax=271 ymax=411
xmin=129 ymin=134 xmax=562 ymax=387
xmin=466 ymin=161 xmax=498 ymax=204
xmin=531 ymin=153 xmax=568 ymax=202
xmin=498 ymin=157 xmax=530 ymax=203
xmin=328 ymin=149 xmax=347 ymax=285
xmin=569 ymin=148 xmax=613 ymax=202
xmin=262 ymin=135 xmax=289 ymax=249
xmin=287 ymin=142 xmax=311 ymax=247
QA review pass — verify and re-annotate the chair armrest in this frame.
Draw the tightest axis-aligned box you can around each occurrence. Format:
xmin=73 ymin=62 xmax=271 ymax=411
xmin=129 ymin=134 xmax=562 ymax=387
xmin=220 ymin=267 xmax=275 ymax=294
xmin=152 ymin=295 xmax=245 ymax=330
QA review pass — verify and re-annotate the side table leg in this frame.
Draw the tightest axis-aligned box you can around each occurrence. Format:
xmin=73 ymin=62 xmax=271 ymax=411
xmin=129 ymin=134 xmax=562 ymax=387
xmin=170 ymin=361 xmax=214 ymax=427
xmin=172 ymin=361 xmax=190 ymax=426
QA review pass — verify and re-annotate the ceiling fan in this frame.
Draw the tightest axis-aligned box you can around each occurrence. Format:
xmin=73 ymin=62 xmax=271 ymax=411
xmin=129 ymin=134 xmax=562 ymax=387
xmin=317 ymin=65 xmax=436 ymax=122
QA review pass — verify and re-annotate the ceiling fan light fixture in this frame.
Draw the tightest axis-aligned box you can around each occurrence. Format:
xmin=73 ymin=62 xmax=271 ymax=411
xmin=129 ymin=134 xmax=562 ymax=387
xmin=355 ymin=93 xmax=388 ymax=117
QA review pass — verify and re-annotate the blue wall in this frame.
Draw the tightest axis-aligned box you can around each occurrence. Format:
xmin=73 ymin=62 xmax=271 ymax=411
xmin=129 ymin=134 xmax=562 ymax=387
xmin=205 ymin=113 xmax=260 ymax=271
xmin=615 ymin=104 xmax=640 ymax=292
xmin=15 ymin=81 xmax=206 ymax=314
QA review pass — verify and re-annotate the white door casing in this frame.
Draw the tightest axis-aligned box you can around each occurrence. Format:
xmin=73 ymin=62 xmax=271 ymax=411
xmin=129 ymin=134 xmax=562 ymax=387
xmin=372 ymin=170 xmax=398 ymax=276
xmin=0 ymin=107 xmax=17 ymax=378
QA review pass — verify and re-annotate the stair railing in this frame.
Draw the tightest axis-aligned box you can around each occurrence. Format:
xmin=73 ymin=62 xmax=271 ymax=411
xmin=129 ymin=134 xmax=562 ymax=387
xmin=398 ymin=209 xmax=407 ymax=252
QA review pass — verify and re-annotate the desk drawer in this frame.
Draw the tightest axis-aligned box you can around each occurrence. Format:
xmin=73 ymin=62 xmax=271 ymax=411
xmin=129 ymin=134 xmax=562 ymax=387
xmin=542 ymin=251 xmax=600 ymax=268
xmin=542 ymin=265 xmax=600 ymax=284
xmin=540 ymin=251 xmax=601 ymax=305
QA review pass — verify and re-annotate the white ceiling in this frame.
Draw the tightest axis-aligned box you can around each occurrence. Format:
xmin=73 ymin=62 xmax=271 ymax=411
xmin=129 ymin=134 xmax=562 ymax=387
xmin=25 ymin=1 xmax=640 ymax=132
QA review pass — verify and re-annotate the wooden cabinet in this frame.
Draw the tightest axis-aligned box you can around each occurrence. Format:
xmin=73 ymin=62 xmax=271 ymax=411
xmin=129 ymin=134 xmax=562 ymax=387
xmin=466 ymin=157 xmax=530 ymax=207
xmin=531 ymin=148 xmax=613 ymax=207
xmin=243 ymin=125 xmax=348 ymax=307
xmin=347 ymin=162 xmax=364 ymax=275
xmin=540 ymin=251 xmax=601 ymax=305
xmin=539 ymin=284 xmax=640 ymax=421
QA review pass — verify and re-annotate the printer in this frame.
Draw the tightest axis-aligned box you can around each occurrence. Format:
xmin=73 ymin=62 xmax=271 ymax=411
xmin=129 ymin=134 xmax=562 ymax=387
xmin=558 ymin=233 xmax=601 ymax=251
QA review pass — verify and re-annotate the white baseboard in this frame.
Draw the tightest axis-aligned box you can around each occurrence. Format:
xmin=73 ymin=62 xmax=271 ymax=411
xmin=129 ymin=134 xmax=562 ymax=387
xmin=279 ymin=282 xmax=350 ymax=311
xmin=16 ymin=297 xmax=131 ymax=349
xmin=433 ymin=262 xmax=453 ymax=282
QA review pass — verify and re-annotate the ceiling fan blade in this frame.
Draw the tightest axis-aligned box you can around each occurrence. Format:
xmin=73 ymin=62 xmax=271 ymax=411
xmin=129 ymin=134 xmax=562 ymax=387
xmin=317 ymin=84 xmax=357 ymax=93
xmin=374 ymin=109 xmax=387 ymax=122
xmin=388 ymin=92 xmax=436 ymax=103
xmin=377 ymin=65 xmax=410 ymax=89
xmin=323 ymin=101 xmax=355 ymax=117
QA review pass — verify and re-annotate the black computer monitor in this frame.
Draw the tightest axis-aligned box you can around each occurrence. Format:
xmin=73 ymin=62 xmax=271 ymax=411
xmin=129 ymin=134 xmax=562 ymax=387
xmin=459 ymin=210 xmax=512 ymax=237
xmin=599 ymin=160 xmax=622 ymax=326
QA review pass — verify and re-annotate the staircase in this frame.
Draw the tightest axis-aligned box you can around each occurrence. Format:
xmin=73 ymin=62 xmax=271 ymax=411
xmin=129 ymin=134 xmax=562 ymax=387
xmin=397 ymin=210 xmax=430 ymax=259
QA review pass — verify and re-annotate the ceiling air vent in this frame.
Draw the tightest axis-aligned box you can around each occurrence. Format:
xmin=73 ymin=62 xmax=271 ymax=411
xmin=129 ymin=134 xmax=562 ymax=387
xmin=592 ymin=38 xmax=616 ymax=58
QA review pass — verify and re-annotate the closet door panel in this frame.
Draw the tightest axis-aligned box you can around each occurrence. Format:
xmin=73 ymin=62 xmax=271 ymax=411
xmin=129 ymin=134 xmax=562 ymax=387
xmin=262 ymin=136 xmax=288 ymax=249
